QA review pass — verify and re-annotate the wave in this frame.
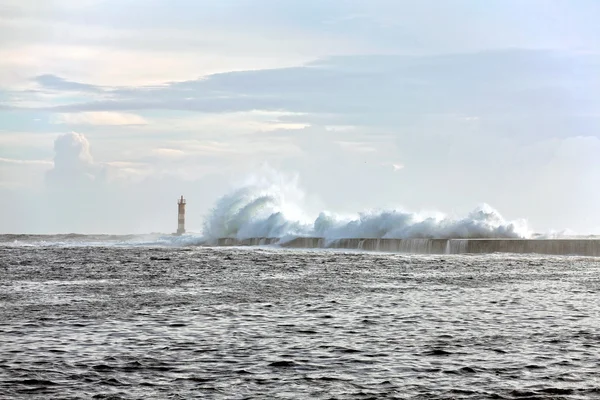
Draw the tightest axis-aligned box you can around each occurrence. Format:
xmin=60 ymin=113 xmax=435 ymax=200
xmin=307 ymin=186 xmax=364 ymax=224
xmin=0 ymin=233 xmax=205 ymax=248
xmin=2 ymin=169 xmax=560 ymax=248
xmin=202 ymin=169 xmax=532 ymax=243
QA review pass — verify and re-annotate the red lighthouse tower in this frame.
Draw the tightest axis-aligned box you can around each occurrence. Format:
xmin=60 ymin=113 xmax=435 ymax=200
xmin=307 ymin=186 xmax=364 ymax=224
xmin=176 ymin=195 xmax=186 ymax=235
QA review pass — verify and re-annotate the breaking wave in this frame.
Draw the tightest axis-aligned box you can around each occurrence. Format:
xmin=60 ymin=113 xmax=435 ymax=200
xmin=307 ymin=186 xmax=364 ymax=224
xmin=202 ymin=170 xmax=532 ymax=242
xmin=1 ymin=169 xmax=543 ymax=248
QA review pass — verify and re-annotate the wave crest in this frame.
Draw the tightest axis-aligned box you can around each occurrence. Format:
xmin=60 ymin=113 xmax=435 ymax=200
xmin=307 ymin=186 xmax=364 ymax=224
xmin=202 ymin=170 xmax=532 ymax=241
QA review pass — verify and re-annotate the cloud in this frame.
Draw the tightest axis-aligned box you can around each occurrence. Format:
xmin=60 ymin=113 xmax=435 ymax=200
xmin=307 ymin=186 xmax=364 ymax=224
xmin=160 ymin=138 xmax=303 ymax=160
xmin=54 ymin=131 xmax=93 ymax=164
xmin=0 ymin=132 xmax=59 ymax=153
xmin=136 ymin=110 xmax=309 ymax=135
xmin=0 ymin=156 xmax=52 ymax=190
xmin=151 ymin=148 xmax=186 ymax=159
xmin=0 ymin=157 xmax=52 ymax=166
xmin=0 ymin=130 xmax=234 ymax=234
xmin=3 ymin=3 xmax=600 ymax=235
xmin=35 ymin=74 xmax=101 ymax=92
xmin=12 ymin=50 xmax=599 ymax=145
xmin=3 ymin=0 xmax=600 ymax=92
xmin=0 ymin=1 xmax=354 ymax=88
xmin=45 ymin=131 xmax=98 ymax=187
xmin=43 ymin=131 xmax=146 ymax=186
xmin=55 ymin=111 xmax=148 ymax=126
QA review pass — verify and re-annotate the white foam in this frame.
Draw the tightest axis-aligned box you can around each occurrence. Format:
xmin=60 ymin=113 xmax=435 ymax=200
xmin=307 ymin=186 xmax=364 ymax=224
xmin=202 ymin=169 xmax=533 ymax=242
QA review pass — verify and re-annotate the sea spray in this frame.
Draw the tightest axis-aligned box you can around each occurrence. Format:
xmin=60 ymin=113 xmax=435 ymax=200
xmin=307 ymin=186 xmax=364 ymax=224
xmin=202 ymin=168 xmax=313 ymax=240
xmin=202 ymin=169 xmax=533 ymax=242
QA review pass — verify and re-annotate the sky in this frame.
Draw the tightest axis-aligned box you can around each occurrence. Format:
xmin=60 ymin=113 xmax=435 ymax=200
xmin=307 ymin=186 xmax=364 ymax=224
xmin=1 ymin=0 xmax=600 ymax=234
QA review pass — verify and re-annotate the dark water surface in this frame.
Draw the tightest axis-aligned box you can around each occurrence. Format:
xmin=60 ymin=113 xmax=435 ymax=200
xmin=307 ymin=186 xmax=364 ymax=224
xmin=1 ymin=245 xmax=600 ymax=399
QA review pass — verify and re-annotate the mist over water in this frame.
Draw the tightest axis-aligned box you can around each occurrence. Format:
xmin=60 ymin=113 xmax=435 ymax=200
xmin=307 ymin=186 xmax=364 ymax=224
xmin=202 ymin=169 xmax=532 ymax=243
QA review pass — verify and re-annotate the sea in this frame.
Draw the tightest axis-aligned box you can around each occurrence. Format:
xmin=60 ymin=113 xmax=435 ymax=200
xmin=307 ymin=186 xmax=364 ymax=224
xmin=1 ymin=234 xmax=600 ymax=399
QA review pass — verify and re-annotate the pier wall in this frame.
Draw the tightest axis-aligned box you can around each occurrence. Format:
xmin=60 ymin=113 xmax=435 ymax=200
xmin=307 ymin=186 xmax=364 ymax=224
xmin=216 ymin=237 xmax=280 ymax=247
xmin=460 ymin=239 xmax=600 ymax=256
xmin=213 ymin=237 xmax=600 ymax=256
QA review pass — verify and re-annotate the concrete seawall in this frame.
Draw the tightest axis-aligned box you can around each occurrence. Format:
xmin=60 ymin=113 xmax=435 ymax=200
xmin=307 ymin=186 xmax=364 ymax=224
xmin=213 ymin=237 xmax=600 ymax=256
xmin=216 ymin=237 xmax=280 ymax=247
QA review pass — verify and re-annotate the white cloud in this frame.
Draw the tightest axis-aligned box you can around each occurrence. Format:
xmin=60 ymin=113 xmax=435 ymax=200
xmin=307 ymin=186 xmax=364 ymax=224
xmin=165 ymin=139 xmax=303 ymax=159
xmin=151 ymin=148 xmax=186 ymax=159
xmin=3 ymin=0 xmax=600 ymax=89
xmin=0 ymin=157 xmax=52 ymax=166
xmin=45 ymin=131 xmax=97 ymax=186
xmin=4 ymin=2 xmax=600 ymax=234
xmin=0 ymin=157 xmax=51 ymax=189
xmin=0 ymin=132 xmax=60 ymax=151
xmin=55 ymin=112 xmax=147 ymax=126
xmin=0 ymin=2 xmax=356 ymax=88
xmin=141 ymin=111 xmax=310 ymax=136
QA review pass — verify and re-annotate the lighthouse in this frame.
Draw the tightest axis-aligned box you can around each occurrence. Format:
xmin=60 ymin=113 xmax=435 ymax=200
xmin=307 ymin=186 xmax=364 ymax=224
xmin=176 ymin=195 xmax=186 ymax=235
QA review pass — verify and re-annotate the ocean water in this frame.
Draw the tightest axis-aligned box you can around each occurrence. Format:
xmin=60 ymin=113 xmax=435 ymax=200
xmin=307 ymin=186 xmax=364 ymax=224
xmin=1 ymin=242 xmax=600 ymax=399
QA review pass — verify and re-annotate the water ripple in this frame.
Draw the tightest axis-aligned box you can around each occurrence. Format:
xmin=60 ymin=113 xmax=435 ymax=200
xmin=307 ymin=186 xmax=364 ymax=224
xmin=1 ymin=246 xmax=600 ymax=398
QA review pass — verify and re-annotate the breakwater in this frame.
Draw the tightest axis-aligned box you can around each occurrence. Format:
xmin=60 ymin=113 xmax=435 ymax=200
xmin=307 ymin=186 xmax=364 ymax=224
xmin=213 ymin=237 xmax=600 ymax=256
